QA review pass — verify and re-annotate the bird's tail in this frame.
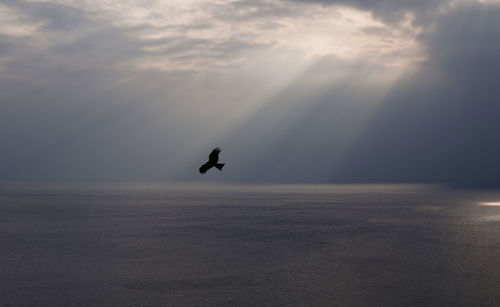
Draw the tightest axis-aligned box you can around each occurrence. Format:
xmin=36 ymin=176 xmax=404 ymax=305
xmin=215 ymin=163 xmax=225 ymax=171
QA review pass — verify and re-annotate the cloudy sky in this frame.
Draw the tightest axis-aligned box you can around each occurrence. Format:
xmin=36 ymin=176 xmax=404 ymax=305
xmin=1 ymin=0 xmax=499 ymax=185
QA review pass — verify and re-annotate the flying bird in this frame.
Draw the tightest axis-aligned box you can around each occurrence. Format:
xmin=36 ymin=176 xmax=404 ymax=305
xmin=199 ymin=147 xmax=225 ymax=174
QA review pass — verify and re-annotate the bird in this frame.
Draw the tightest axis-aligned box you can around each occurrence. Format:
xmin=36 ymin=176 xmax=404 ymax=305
xmin=199 ymin=147 xmax=225 ymax=174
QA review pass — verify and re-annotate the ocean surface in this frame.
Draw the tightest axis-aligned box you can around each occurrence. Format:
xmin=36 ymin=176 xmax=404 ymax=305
xmin=1 ymin=183 xmax=500 ymax=306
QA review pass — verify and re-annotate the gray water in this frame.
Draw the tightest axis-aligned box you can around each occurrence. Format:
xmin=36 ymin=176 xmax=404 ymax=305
xmin=1 ymin=183 xmax=500 ymax=306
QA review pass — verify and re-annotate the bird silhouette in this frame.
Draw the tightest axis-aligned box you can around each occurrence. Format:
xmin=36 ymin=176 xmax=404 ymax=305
xmin=199 ymin=147 xmax=225 ymax=174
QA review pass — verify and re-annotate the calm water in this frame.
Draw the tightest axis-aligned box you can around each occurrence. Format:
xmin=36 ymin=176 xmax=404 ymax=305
xmin=1 ymin=183 xmax=500 ymax=306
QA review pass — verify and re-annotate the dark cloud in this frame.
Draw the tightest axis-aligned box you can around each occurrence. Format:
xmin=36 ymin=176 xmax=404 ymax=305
xmin=211 ymin=0 xmax=303 ymax=22
xmin=2 ymin=0 xmax=89 ymax=32
xmin=334 ymin=2 xmax=500 ymax=187
xmin=288 ymin=0 xmax=444 ymax=24
xmin=360 ymin=25 xmax=393 ymax=36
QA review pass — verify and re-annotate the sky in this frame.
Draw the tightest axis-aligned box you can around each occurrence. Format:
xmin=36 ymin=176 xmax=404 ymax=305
xmin=1 ymin=0 xmax=499 ymax=186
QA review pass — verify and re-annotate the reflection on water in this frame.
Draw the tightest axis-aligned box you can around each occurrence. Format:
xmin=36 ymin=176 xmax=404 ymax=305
xmin=479 ymin=201 xmax=500 ymax=206
xmin=1 ymin=183 xmax=500 ymax=306
xmin=479 ymin=215 xmax=500 ymax=222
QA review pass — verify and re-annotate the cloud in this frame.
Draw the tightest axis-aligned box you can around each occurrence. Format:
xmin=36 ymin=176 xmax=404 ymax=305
xmin=287 ymin=0 xmax=446 ymax=25
xmin=2 ymin=0 xmax=89 ymax=32
xmin=1 ymin=0 xmax=423 ymax=72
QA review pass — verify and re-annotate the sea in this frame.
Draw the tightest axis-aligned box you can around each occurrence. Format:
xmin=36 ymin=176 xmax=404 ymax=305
xmin=1 ymin=183 xmax=500 ymax=306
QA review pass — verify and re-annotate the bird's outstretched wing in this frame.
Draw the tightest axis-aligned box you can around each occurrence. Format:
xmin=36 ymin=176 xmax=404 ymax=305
xmin=208 ymin=147 xmax=221 ymax=163
xmin=199 ymin=162 xmax=211 ymax=174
